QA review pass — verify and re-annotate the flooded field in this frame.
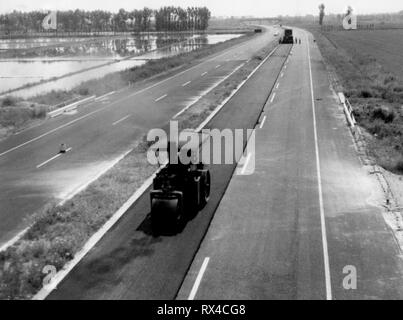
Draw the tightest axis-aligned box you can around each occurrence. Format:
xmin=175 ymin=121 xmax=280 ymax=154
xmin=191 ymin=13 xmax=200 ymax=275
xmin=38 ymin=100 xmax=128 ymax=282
xmin=0 ymin=33 xmax=242 ymax=98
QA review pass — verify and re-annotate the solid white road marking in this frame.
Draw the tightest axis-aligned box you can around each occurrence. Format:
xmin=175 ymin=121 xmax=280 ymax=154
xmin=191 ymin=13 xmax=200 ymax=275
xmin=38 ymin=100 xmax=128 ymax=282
xmin=95 ymin=91 xmax=115 ymax=101
xmin=182 ymin=81 xmax=191 ymax=87
xmin=259 ymin=115 xmax=267 ymax=129
xmin=0 ymin=226 xmax=30 ymax=252
xmin=201 ymin=72 xmax=207 ymax=77
xmin=36 ymin=148 xmax=71 ymax=169
xmin=270 ymin=93 xmax=276 ymax=103
xmin=240 ymin=152 xmax=252 ymax=175
xmin=155 ymin=94 xmax=167 ymax=102
xmin=112 ymin=115 xmax=131 ymax=126
xmin=306 ymin=32 xmax=332 ymax=300
xmin=188 ymin=257 xmax=210 ymax=300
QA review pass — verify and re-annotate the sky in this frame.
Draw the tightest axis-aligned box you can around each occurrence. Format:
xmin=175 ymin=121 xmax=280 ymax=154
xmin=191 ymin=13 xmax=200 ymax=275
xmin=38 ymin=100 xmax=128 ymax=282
xmin=0 ymin=0 xmax=402 ymax=17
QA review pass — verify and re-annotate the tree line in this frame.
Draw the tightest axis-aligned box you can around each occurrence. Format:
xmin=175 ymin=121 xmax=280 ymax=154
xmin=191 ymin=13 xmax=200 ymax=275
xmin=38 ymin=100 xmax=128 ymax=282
xmin=0 ymin=7 xmax=211 ymax=33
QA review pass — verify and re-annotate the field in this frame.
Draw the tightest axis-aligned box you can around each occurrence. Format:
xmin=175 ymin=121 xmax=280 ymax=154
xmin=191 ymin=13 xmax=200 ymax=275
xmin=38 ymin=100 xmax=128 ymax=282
xmin=323 ymin=29 xmax=403 ymax=80
xmin=307 ymin=27 xmax=403 ymax=174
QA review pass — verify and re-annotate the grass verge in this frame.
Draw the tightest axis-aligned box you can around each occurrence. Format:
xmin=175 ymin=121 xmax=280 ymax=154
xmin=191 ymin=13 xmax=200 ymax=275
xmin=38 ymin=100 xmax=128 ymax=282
xmin=304 ymin=26 xmax=403 ymax=174
xmin=0 ymin=39 xmax=276 ymax=300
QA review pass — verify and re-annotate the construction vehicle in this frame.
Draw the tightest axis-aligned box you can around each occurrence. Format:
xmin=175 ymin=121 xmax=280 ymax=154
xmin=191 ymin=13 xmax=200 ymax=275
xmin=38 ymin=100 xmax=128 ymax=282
xmin=150 ymin=130 xmax=211 ymax=229
xmin=280 ymin=28 xmax=294 ymax=44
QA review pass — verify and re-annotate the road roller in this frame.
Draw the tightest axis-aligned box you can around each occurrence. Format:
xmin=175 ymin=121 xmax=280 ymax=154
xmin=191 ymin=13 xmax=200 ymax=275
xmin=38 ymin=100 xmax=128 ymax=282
xmin=150 ymin=130 xmax=211 ymax=229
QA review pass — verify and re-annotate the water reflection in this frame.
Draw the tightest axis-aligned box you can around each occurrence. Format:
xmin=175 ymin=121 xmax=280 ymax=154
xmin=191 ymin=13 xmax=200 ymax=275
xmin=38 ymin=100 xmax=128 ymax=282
xmin=0 ymin=34 xmax=242 ymax=98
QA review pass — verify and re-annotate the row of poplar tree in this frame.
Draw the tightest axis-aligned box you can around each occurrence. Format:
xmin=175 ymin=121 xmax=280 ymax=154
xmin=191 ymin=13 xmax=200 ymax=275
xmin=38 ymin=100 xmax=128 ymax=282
xmin=0 ymin=7 xmax=211 ymax=33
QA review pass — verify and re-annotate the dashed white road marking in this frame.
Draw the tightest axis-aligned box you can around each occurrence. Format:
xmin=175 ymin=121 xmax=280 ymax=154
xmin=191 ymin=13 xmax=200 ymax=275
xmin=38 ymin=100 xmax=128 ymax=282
xmin=306 ymin=31 xmax=332 ymax=300
xmin=215 ymin=64 xmax=221 ymax=69
xmin=36 ymin=147 xmax=71 ymax=169
xmin=270 ymin=92 xmax=276 ymax=103
xmin=182 ymin=81 xmax=191 ymax=87
xmin=188 ymin=257 xmax=210 ymax=300
xmin=259 ymin=115 xmax=267 ymax=129
xmin=155 ymin=94 xmax=167 ymax=102
xmin=112 ymin=115 xmax=131 ymax=126
xmin=201 ymin=72 xmax=207 ymax=77
xmin=173 ymin=63 xmax=245 ymax=119
xmin=280 ymin=72 xmax=284 ymax=78
xmin=276 ymin=82 xmax=280 ymax=89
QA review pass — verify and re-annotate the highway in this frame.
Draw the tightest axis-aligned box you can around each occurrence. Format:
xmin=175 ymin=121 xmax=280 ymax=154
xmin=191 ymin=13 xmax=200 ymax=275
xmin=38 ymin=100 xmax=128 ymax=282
xmin=0 ymin=28 xmax=277 ymax=247
xmin=46 ymin=40 xmax=291 ymax=299
xmin=177 ymin=29 xmax=403 ymax=300
xmin=5 ymin=26 xmax=402 ymax=300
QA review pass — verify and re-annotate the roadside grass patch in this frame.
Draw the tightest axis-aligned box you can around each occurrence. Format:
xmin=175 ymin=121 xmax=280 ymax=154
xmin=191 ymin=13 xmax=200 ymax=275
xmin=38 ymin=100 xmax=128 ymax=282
xmin=1 ymin=96 xmax=18 ymax=107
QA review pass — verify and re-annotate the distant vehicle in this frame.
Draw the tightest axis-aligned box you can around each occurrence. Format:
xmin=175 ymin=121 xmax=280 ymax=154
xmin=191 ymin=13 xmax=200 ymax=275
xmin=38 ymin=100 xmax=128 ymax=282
xmin=274 ymin=31 xmax=279 ymax=36
xmin=254 ymin=28 xmax=262 ymax=33
xmin=150 ymin=130 xmax=211 ymax=229
xmin=59 ymin=143 xmax=68 ymax=153
xmin=281 ymin=28 xmax=294 ymax=44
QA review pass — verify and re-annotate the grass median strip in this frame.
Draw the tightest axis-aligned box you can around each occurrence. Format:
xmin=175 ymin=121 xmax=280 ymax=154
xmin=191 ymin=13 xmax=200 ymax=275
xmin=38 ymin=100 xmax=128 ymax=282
xmin=0 ymin=40 xmax=276 ymax=300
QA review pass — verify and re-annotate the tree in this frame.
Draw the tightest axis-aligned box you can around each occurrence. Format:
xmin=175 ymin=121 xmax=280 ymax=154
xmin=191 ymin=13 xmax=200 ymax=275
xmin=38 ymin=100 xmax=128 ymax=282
xmin=0 ymin=6 xmax=211 ymax=34
xmin=142 ymin=7 xmax=153 ymax=31
xmin=319 ymin=4 xmax=325 ymax=25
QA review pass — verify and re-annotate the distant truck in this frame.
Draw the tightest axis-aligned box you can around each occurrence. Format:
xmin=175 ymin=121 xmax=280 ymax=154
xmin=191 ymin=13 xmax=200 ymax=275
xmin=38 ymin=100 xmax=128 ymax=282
xmin=280 ymin=28 xmax=294 ymax=44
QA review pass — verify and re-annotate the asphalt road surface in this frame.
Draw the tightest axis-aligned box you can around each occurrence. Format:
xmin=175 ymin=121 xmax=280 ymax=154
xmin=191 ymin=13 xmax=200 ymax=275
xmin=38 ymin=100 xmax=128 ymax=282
xmin=47 ymin=41 xmax=291 ymax=299
xmin=177 ymin=29 xmax=403 ymax=300
xmin=0 ymin=27 xmax=278 ymax=247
